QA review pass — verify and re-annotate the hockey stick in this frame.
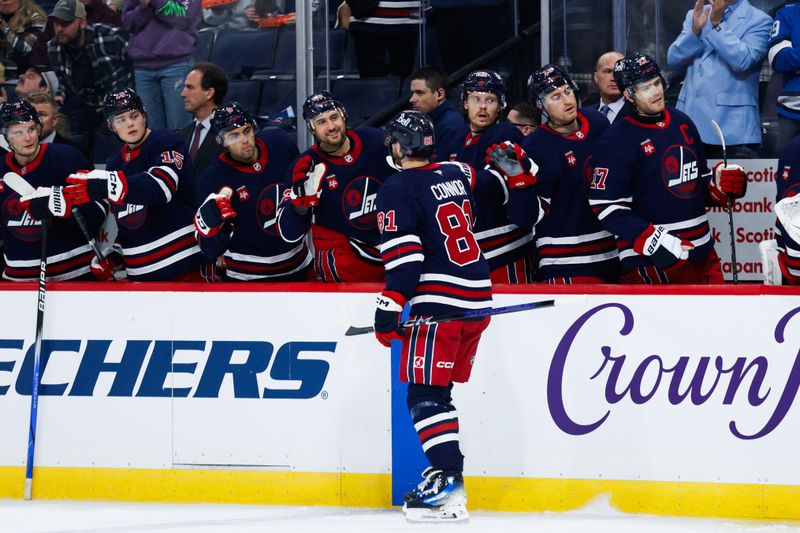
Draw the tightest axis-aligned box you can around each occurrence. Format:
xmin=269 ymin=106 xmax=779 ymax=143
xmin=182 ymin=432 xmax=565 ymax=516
xmin=710 ymin=120 xmax=739 ymax=284
xmin=344 ymin=295 xmax=587 ymax=336
xmin=3 ymin=172 xmax=105 ymax=262
xmin=24 ymin=220 xmax=48 ymax=500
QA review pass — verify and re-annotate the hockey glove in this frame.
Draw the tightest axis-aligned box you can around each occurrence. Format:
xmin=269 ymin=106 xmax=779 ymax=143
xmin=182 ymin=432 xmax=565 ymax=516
xmin=711 ymin=163 xmax=747 ymax=200
xmin=65 ymin=170 xmax=128 ymax=205
xmin=19 ymin=186 xmax=72 ymax=220
xmin=635 ymin=224 xmax=694 ymax=270
xmin=195 ymin=190 xmax=237 ymax=237
xmin=90 ymin=246 xmax=124 ymax=281
xmin=290 ymin=155 xmax=326 ymax=208
xmin=374 ymin=291 xmax=406 ymax=347
xmin=485 ymin=141 xmax=539 ymax=189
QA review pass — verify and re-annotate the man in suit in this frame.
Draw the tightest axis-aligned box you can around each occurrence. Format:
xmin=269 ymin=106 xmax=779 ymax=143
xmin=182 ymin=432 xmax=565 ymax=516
xmin=667 ymin=0 xmax=772 ymax=159
xmin=26 ymin=92 xmax=84 ymax=155
xmin=592 ymin=51 xmax=629 ymax=124
xmin=179 ymin=62 xmax=228 ymax=180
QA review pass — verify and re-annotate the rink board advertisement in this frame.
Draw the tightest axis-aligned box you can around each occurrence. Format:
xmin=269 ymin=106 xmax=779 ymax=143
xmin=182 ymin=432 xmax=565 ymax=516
xmin=1 ymin=285 xmax=800 ymax=520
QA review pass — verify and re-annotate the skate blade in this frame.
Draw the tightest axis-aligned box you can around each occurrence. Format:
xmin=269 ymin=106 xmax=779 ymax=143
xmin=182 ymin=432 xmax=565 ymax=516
xmin=403 ymin=504 xmax=469 ymax=523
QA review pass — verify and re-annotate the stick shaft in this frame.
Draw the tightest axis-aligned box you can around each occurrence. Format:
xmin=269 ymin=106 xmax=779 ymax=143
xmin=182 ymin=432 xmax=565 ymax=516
xmin=711 ymin=120 xmax=738 ymax=284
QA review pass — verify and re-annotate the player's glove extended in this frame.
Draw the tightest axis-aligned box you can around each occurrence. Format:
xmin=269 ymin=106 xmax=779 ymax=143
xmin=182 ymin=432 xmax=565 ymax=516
xmin=635 ymin=224 xmax=694 ymax=270
xmin=374 ymin=290 xmax=406 ymax=347
xmin=710 ymin=162 xmax=747 ymax=202
xmin=195 ymin=190 xmax=236 ymax=237
xmin=65 ymin=170 xmax=128 ymax=205
xmin=290 ymin=155 xmax=326 ymax=208
xmin=19 ymin=186 xmax=72 ymax=220
xmin=485 ymin=141 xmax=539 ymax=189
xmin=90 ymin=245 xmax=124 ymax=281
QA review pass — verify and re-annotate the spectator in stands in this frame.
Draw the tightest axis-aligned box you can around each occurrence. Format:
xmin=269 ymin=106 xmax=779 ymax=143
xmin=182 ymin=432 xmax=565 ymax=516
xmin=201 ymin=0 xmax=251 ymax=29
xmin=30 ymin=0 xmax=121 ymax=68
xmin=244 ymin=0 xmax=294 ymax=28
xmin=503 ymin=101 xmax=537 ymax=136
xmin=408 ymin=65 xmax=466 ymax=161
xmin=589 ymin=50 xmax=629 ymax=124
xmin=122 ymin=0 xmax=200 ymax=131
xmin=768 ymin=2 xmax=800 ymax=151
xmin=0 ymin=0 xmax=46 ymax=76
xmin=667 ymin=0 xmax=771 ymax=159
xmin=179 ymin=61 xmax=226 ymax=177
xmin=47 ymin=0 xmax=133 ymax=135
xmin=27 ymin=91 xmax=74 ymax=146
xmin=344 ymin=0 xmax=420 ymax=80
xmin=12 ymin=66 xmax=58 ymax=98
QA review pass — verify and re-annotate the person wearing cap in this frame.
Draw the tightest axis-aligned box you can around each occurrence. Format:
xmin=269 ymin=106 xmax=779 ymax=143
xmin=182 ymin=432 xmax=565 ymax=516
xmin=0 ymin=0 xmax=46 ymax=76
xmin=276 ymin=90 xmax=395 ymax=282
xmin=63 ymin=87 xmax=202 ymax=281
xmin=46 ymin=0 xmax=133 ymax=136
xmin=192 ymin=101 xmax=309 ymax=282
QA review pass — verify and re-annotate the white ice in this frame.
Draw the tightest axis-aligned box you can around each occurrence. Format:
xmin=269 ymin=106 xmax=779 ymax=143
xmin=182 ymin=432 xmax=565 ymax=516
xmin=2 ymin=495 xmax=799 ymax=533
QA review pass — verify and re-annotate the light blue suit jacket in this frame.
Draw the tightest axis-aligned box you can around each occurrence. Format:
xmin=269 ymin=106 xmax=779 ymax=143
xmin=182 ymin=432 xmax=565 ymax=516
xmin=667 ymin=0 xmax=772 ymax=145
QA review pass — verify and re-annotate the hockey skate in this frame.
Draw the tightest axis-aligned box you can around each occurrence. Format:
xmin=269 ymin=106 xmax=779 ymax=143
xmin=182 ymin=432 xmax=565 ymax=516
xmin=402 ymin=470 xmax=469 ymax=523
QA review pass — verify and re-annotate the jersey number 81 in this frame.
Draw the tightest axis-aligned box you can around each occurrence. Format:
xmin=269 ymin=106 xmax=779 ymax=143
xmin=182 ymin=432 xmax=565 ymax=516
xmin=436 ymin=200 xmax=481 ymax=266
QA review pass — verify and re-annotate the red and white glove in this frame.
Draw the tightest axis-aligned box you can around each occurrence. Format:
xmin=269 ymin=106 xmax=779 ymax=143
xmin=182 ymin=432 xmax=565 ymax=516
xmin=90 ymin=246 xmax=124 ymax=281
xmin=19 ymin=186 xmax=72 ymax=219
xmin=374 ymin=291 xmax=406 ymax=347
xmin=635 ymin=224 xmax=694 ymax=270
xmin=710 ymin=163 xmax=747 ymax=202
xmin=66 ymin=169 xmax=128 ymax=205
xmin=195 ymin=189 xmax=236 ymax=237
xmin=290 ymin=155 xmax=326 ymax=208
xmin=485 ymin=141 xmax=539 ymax=189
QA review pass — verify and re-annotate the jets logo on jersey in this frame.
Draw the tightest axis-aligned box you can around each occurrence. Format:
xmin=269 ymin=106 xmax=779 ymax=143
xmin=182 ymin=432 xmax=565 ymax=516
xmin=257 ymin=183 xmax=283 ymax=236
xmin=662 ymin=145 xmax=700 ymax=198
xmin=641 ymin=139 xmax=656 ymax=156
xmin=237 ymin=185 xmax=250 ymax=201
xmin=114 ymin=203 xmax=148 ymax=230
xmin=160 ymin=151 xmax=185 ymax=170
xmin=342 ymin=176 xmax=380 ymax=231
xmin=3 ymin=196 xmax=42 ymax=242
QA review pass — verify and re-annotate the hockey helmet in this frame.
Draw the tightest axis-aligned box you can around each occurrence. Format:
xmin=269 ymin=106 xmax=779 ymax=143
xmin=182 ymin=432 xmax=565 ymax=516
xmin=102 ymin=88 xmax=145 ymax=122
xmin=527 ymin=64 xmax=579 ymax=105
xmin=461 ymin=70 xmax=506 ymax=107
xmin=302 ymin=90 xmax=347 ymax=132
xmin=0 ymin=99 xmax=41 ymax=130
xmin=211 ymin=101 xmax=256 ymax=144
xmin=384 ymin=110 xmax=436 ymax=159
xmin=613 ymin=52 xmax=666 ymax=94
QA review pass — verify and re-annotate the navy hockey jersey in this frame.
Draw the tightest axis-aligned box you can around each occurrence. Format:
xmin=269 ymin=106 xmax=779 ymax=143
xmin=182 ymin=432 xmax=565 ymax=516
xmin=277 ymin=127 xmax=395 ymax=262
xmin=454 ymin=121 xmax=536 ymax=271
xmin=775 ymin=134 xmax=800 ymax=279
xmin=768 ymin=3 xmax=800 ymax=120
xmin=510 ymin=109 xmax=619 ymax=281
xmin=0 ymin=143 xmax=105 ymax=281
xmin=588 ymin=107 xmax=719 ymax=272
xmin=377 ymin=161 xmax=491 ymax=317
xmin=106 ymin=129 xmax=201 ymax=281
xmin=197 ymin=130 xmax=311 ymax=281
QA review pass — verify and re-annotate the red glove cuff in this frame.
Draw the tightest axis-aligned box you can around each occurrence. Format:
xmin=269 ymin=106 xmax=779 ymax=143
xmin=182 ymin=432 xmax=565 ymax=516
xmin=377 ymin=290 xmax=406 ymax=312
xmin=633 ymin=224 xmax=656 ymax=255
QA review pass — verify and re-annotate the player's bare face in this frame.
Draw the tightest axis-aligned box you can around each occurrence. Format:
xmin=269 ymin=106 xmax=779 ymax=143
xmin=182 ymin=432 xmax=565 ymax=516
xmin=223 ymin=124 xmax=257 ymax=163
xmin=409 ymin=79 xmax=440 ymax=114
xmin=632 ymin=77 xmax=665 ymax=116
xmin=6 ymin=121 xmax=41 ymax=161
xmin=464 ymin=93 xmax=500 ymax=131
xmin=112 ymin=109 xmax=148 ymax=147
xmin=543 ymin=84 xmax=578 ymax=125
xmin=312 ymin=110 xmax=347 ymax=151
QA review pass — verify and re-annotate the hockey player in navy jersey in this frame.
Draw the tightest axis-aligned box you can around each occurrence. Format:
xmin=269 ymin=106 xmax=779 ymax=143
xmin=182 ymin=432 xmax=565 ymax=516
xmin=193 ymin=102 xmax=311 ymax=281
xmin=0 ymin=99 xmax=106 ymax=281
xmin=455 ymin=70 xmax=536 ymax=284
xmin=774 ymin=135 xmax=800 ymax=283
xmin=64 ymin=88 xmax=202 ymax=281
xmin=374 ymin=111 xmax=492 ymax=523
xmin=588 ymin=53 xmax=747 ymax=284
xmin=276 ymin=91 xmax=395 ymax=282
xmin=494 ymin=64 xmax=620 ymax=283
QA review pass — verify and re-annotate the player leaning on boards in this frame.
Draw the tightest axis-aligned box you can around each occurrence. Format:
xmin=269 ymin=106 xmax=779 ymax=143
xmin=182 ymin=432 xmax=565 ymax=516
xmin=193 ymin=102 xmax=311 ymax=281
xmin=0 ymin=99 xmax=106 ymax=281
xmin=495 ymin=64 xmax=620 ymax=284
xmin=374 ymin=110 xmax=492 ymax=523
xmin=276 ymin=91 xmax=395 ymax=282
xmin=588 ymin=53 xmax=747 ymax=284
xmin=64 ymin=88 xmax=202 ymax=281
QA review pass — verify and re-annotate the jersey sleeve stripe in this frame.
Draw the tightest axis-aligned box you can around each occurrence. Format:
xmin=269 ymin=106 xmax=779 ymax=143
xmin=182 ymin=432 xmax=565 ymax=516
xmin=381 ymin=234 xmax=422 ymax=251
xmin=385 ymin=253 xmax=425 ymax=270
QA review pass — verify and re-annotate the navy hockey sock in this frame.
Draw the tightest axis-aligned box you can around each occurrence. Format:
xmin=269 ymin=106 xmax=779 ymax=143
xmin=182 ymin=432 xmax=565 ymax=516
xmin=407 ymin=383 xmax=463 ymax=472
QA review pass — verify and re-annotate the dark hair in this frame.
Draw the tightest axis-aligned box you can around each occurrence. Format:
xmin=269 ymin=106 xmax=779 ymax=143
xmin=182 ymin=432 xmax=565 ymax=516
xmin=409 ymin=65 xmax=449 ymax=96
xmin=506 ymin=101 xmax=537 ymax=124
xmin=192 ymin=62 xmax=228 ymax=105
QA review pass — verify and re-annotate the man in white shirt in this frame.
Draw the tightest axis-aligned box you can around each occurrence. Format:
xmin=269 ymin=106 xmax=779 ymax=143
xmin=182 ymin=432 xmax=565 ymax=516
xmin=593 ymin=51 xmax=627 ymax=123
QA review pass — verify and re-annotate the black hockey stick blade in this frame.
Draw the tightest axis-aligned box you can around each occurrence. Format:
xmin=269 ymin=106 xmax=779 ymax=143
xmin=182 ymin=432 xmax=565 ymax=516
xmin=344 ymin=295 xmax=587 ymax=336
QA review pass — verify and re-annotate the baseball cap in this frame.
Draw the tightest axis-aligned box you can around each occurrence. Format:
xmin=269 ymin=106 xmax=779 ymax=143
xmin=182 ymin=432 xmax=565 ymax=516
xmin=50 ymin=0 xmax=86 ymax=21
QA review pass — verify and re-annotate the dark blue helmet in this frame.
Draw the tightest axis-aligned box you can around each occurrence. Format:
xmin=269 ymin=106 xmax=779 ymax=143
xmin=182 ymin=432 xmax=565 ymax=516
xmin=0 ymin=99 xmax=41 ymax=130
xmin=614 ymin=52 xmax=666 ymax=94
xmin=211 ymin=101 xmax=256 ymax=143
xmin=527 ymin=64 xmax=579 ymax=103
xmin=384 ymin=110 xmax=436 ymax=159
xmin=102 ymin=88 xmax=145 ymax=121
xmin=302 ymin=90 xmax=347 ymax=131
xmin=461 ymin=70 xmax=506 ymax=107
